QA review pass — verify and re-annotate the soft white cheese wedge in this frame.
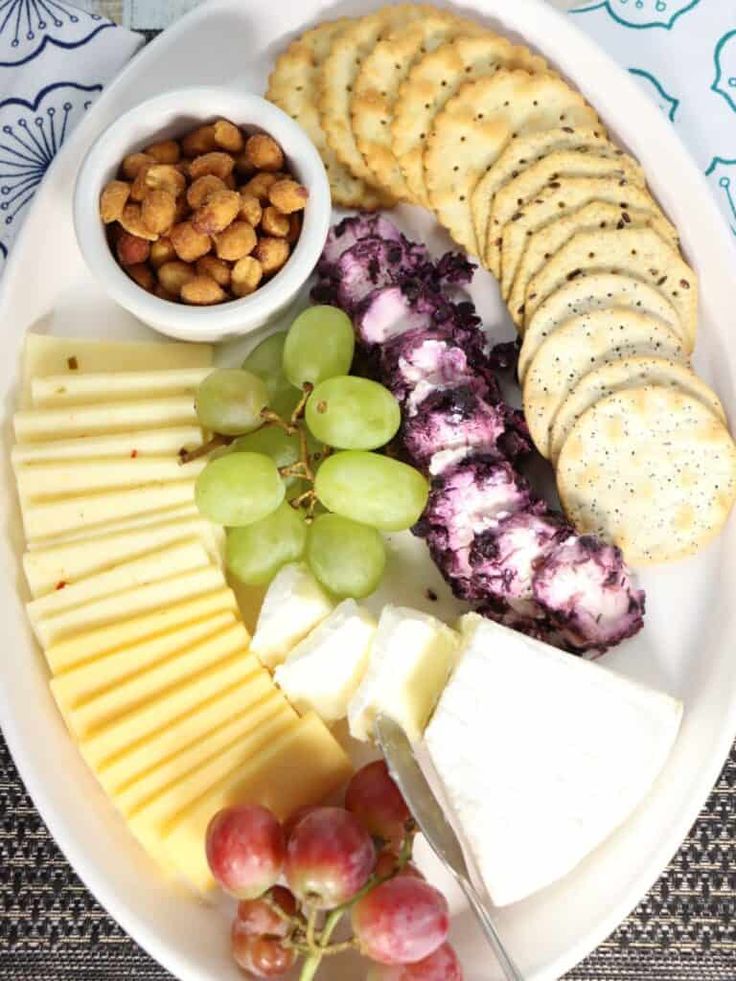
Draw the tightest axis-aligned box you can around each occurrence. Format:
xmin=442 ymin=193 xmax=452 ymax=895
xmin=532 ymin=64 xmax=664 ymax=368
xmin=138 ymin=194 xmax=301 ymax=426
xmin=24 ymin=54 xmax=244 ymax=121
xmin=250 ymin=564 xmax=335 ymax=669
xmin=424 ymin=614 xmax=683 ymax=908
xmin=348 ymin=606 xmax=459 ymax=743
xmin=274 ymin=601 xmax=376 ymax=722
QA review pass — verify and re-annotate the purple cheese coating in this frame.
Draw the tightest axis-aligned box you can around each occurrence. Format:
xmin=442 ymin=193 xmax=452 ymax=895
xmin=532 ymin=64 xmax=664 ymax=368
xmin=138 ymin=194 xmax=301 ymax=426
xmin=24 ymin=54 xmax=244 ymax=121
xmin=532 ymin=536 xmax=646 ymax=654
xmin=414 ymin=456 xmax=537 ymax=595
xmin=469 ymin=511 xmax=573 ymax=619
xmin=318 ymin=214 xmax=403 ymax=276
xmin=402 ymin=386 xmax=527 ymax=474
xmin=335 ymin=237 xmax=430 ymax=312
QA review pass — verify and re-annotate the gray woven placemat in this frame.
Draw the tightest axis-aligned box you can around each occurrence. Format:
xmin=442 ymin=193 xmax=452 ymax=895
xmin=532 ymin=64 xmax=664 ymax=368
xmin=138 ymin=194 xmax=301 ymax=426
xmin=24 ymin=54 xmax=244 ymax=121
xmin=0 ymin=733 xmax=733 ymax=979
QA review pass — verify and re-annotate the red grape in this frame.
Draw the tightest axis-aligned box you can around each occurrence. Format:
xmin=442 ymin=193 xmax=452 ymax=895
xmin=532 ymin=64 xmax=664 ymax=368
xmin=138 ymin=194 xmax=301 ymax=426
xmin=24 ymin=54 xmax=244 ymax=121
xmin=366 ymin=943 xmax=463 ymax=980
xmin=206 ymin=805 xmax=285 ymax=899
xmin=285 ymin=806 xmax=375 ymax=909
xmin=352 ymin=877 xmax=449 ymax=965
xmin=231 ymin=932 xmax=296 ymax=977
xmin=282 ymin=804 xmax=318 ymax=841
xmin=234 ymin=886 xmax=297 ymax=939
xmin=345 ymin=761 xmax=411 ymax=843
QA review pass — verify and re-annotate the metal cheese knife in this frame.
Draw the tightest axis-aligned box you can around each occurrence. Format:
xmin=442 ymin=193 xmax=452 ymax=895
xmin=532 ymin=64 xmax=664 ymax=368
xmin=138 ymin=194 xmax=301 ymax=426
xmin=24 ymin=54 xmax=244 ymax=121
xmin=375 ymin=715 xmax=524 ymax=981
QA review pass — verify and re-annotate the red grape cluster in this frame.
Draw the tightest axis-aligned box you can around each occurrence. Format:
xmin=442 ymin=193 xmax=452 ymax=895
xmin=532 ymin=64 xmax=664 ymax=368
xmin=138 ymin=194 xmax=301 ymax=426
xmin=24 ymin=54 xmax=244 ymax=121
xmin=204 ymin=760 xmax=462 ymax=979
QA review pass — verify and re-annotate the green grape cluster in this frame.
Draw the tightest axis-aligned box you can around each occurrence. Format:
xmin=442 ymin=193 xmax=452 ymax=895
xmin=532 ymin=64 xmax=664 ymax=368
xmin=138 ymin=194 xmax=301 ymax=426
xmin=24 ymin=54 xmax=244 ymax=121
xmin=191 ymin=305 xmax=429 ymax=599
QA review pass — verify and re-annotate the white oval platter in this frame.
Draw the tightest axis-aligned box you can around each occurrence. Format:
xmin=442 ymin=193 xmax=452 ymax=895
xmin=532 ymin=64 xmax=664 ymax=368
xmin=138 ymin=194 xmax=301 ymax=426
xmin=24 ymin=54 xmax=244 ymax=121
xmin=0 ymin=1 xmax=734 ymax=979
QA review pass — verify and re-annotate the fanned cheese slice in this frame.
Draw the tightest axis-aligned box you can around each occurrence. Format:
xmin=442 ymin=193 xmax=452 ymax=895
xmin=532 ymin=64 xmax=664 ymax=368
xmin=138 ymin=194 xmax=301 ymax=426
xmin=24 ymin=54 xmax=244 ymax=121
xmin=15 ymin=397 xmax=198 ymax=443
xmin=16 ymin=455 xmax=205 ymax=500
xmin=31 ymin=368 xmax=209 ymax=407
xmin=424 ymin=614 xmax=683 ymax=907
xmin=12 ymin=427 xmax=203 ymax=465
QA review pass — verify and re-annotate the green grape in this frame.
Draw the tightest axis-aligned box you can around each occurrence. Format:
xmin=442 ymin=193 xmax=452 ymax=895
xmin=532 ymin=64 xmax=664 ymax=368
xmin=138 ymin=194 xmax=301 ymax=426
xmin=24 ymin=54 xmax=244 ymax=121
xmin=307 ymin=513 xmax=386 ymax=599
xmin=242 ymin=333 xmax=301 ymax=419
xmin=196 ymin=369 xmax=269 ymax=436
xmin=226 ymin=502 xmax=307 ymax=586
xmin=314 ymin=451 xmax=429 ymax=532
xmin=306 ymin=376 xmax=401 ymax=450
xmin=195 ymin=452 xmax=284 ymax=527
xmin=227 ymin=427 xmax=301 ymax=490
xmin=283 ymin=306 xmax=355 ymax=389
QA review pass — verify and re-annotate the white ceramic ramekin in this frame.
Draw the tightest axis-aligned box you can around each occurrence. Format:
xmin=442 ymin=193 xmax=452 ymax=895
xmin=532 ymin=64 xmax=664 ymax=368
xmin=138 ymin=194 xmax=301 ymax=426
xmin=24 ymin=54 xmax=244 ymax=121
xmin=73 ymin=86 xmax=331 ymax=343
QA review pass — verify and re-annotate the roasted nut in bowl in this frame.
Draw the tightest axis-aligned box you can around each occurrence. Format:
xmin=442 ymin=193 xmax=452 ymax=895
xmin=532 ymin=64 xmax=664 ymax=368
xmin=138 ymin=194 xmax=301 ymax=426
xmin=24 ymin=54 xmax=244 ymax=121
xmin=73 ymin=87 xmax=331 ymax=342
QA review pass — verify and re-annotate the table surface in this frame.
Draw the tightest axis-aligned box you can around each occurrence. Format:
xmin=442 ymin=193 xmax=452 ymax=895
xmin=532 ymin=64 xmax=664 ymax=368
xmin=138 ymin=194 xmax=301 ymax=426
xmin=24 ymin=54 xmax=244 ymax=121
xmin=1 ymin=1 xmax=735 ymax=979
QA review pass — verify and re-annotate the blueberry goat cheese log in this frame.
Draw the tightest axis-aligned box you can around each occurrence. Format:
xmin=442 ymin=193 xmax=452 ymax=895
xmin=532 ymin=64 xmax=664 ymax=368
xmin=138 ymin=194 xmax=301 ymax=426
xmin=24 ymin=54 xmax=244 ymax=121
xmin=313 ymin=216 xmax=645 ymax=654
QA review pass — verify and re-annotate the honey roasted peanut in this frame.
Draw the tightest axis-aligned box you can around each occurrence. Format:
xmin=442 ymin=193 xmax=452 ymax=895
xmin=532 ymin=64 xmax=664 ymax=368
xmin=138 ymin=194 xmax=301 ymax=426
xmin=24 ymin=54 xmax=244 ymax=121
xmin=192 ymin=190 xmax=241 ymax=235
xmin=100 ymin=180 xmax=130 ymax=224
xmin=244 ymin=133 xmax=285 ymax=172
xmin=102 ymin=118 xmax=304 ymax=304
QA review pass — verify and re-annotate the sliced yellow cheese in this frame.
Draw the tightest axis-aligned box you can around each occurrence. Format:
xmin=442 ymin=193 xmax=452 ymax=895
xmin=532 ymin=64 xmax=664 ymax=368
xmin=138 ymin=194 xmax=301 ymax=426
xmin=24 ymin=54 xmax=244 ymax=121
xmin=96 ymin=669 xmax=277 ymax=795
xmin=45 ymin=587 xmax=238 ymax=673
xmin=21 ymin=334 xmax=212 ymax=408
xmin=22 ymin=481 xmax=197 ymax=542
xmin=162 ymin=712 xmax=353 ymax=892
xmin=12 ymin=427 xmax=203 ymax=465
xmin=24 ymin=516 xmax=222 ymax=598
xmin=32 ymin=368 xmax=210 ymax=407
xmin=17 ymin=455 xmax=205 ymax=500
xmin=61 ymin=621 xmax=251 ymax=740
xmin=80 ymin=628 xmax=255 ymax=767
xmin=14 ymin=397 xmax=198 ymax=443
xmin=117 ymin=690 xmax=293 ymax=816
xmin=128 ymin=710 xmax=297 ymax=863
xmin=50 ymin=611 xmax=236 ymax=709
xmin=37 ymin=565 xmax=227 ymax=648
xmin=27 ymin=540 xmax=211 ymax=625
xmin=26 ymin=504 xmax=200 ymax=551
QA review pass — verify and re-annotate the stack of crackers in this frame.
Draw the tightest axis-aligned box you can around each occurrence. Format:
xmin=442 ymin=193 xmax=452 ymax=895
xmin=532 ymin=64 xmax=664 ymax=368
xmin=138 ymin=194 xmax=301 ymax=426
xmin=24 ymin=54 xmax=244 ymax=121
xmin=268 ymin=3 xmax=736 ymax=565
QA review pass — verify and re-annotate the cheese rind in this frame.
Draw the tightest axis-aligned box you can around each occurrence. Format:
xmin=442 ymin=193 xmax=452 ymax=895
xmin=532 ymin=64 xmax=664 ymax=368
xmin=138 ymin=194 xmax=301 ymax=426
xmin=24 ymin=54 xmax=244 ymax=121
xmin=348 ymin=606 xmax=459 ymax=743
xmin=274 ymin=600 xmax=376 ymax=722
xmin=424 ymin=614 xmax=683 ymax=907
xmin=161 ymin=712 xmax=353 ymax=892
xmin=250 ymin=563 xmax=335 ymax=669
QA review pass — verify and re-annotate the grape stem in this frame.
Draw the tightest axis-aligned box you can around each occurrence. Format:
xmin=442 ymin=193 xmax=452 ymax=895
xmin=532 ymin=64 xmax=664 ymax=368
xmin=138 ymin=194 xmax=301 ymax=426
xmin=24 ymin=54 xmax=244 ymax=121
xmin=260 ymin=409 xmax=297 ymax=435
xmin=178 ymin=433 xmax=232 ymax=464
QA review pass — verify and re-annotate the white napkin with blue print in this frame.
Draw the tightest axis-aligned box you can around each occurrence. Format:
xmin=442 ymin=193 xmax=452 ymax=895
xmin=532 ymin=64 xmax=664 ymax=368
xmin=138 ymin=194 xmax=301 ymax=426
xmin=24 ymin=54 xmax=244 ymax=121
xmin=0 ymin=1 xmax=142 ymax=275
xmin=570 ymin=0 xmax=736 ymax=243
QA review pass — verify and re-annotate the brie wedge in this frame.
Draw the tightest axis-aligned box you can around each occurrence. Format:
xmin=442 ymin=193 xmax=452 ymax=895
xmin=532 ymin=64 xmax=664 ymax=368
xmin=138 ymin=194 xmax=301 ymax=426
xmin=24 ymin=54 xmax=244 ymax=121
xmin=250 ymin=563 xmax=335 ymax=669
xmin=274 ymin=600 xmax=376 ymax=722
xmin=424 ymin=614 xmax=683 ymax=907
xmin=348 ymin=606 xmax=459 ymax=743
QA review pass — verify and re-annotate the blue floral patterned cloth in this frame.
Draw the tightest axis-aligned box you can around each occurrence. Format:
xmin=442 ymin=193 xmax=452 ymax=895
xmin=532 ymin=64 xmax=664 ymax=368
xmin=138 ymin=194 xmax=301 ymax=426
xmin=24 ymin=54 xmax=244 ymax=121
xmin=0 ymin=1 xmax=142 ymax=275
xmin=571 ymin=0 xmax=736 ymax=243
xmin=0 ymin=1 xmax=734 ymax=279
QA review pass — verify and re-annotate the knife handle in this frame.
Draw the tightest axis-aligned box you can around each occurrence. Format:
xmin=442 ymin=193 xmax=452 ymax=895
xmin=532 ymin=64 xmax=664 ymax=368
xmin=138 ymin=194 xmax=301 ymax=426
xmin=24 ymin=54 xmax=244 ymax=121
xmin=459 ymin=877 xmax=525 ymax=981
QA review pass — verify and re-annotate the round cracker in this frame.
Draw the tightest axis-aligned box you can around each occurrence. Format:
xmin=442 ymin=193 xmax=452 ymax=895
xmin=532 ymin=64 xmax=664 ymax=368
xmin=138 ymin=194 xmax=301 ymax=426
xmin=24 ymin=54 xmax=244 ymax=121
xmin=549 ymin=355 xmax=727 ymax=464
xmin=519 ymin=273 xmax=683 ymax=383
xmin=267 ymin=20 xmax=392 ymax=210
xmin=319 ymin=5 xmax=429 ymax=187
xmin=523 ymin=225 xmax=698 ymax=345
xmin=485 ymin=146 xmax=644 ymax=276
xmin=522 ymin=308 xmax=687 ymax=458
xmin=507 ymin=198 xmax=679 ymax=328
xmin=557 ymin=386 xmax=736 ymax=565
xmin=350 ymin=14 xmax=485 ymax=201
xmin=471 ymin=128 xmax=610 ymax=270
xmin=391 ymin=34 xmax=546 ymax=207
xmin=424 ymin=70 xmax=599 ymax=254
xmin=501 ymin=176 xmax=677 ymax=301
